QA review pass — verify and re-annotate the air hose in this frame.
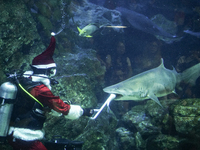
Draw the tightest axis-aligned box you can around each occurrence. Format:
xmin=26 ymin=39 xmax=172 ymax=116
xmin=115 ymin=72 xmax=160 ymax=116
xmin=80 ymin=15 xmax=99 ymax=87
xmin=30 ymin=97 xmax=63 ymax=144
xmin=6 ymin=72 xmax=44 ymax=107
xmin=17 ymin=81 xmax=44 ymax=108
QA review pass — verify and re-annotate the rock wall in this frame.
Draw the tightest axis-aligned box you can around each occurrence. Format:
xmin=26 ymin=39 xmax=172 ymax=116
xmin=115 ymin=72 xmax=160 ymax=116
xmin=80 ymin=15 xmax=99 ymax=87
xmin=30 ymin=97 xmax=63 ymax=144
xmin=116 ymin=98 xmax=200 ymax=150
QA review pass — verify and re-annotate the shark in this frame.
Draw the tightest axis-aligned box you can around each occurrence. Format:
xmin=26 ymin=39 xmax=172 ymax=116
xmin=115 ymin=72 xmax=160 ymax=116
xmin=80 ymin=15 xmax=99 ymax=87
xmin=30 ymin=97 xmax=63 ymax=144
xmin=115 ymin=7 xmax=176 ymax=38
xmin=103 ymin=59 xmax=200 ymax=107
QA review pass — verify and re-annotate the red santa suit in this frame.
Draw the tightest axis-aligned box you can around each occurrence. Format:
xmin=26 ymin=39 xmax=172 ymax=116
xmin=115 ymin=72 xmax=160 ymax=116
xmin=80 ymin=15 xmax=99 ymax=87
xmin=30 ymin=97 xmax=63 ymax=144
xmin=30 ymin=84 xmax=70 ymax=115
xmin=29 ymin=76 xmax=84 ymax=120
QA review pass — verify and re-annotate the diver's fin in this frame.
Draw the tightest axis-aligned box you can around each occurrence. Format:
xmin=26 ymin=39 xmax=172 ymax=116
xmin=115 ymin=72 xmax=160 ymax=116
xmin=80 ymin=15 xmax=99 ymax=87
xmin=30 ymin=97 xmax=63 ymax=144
xmin=77 ymin=27 xmax=82 ymax=33
xmin=86 ymin=35 xmax=93 ymax=38
xmin=148 ymin=93 xmax=163 ymax=107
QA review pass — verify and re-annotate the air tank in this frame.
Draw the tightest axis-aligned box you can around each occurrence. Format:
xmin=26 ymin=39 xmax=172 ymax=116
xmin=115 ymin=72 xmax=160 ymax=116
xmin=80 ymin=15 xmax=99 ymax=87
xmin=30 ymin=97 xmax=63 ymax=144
xmin=0 ymin=82 xmax=17 ymax=143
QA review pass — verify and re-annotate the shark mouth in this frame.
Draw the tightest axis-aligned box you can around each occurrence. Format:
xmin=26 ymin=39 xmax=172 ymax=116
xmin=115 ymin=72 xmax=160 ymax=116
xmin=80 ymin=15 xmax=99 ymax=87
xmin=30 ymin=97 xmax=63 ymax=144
xmin=115 ymin=94 xmax=123 ymax=97
xmin=114 ymin=94 xmax=124 ymax=100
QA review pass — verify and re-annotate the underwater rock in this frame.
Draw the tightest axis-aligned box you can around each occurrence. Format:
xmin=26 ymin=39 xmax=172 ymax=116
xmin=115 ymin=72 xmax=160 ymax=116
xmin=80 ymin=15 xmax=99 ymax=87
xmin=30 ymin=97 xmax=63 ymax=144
xmin=145 ymin=98 xmax=178 ymax=125
xmin=52 ymin=46 xmax=106 ymax=107
xmin=146 ymin=134 xmax=182 ymax=150
xmin=24 ymin=0 xmax=73 ymax=42
xmin=119 ymin=98 xmax=200 ymax=150
xmin=75 ymin=109 xmax=118 ymax=150
xmin=173 ymin=98 xmax=200 ymax=136
xmin=44 ymin=104 xmax=118 ymax=150
xmin=135 ymin=132 xmax=146 ymax=149
xmin=43 ymin=113 xmax=89 ymax=140
xmin=116 ymin=127 xmax=135 ymax=149
xmin=122 ymin=105 xmax=161 ymax=137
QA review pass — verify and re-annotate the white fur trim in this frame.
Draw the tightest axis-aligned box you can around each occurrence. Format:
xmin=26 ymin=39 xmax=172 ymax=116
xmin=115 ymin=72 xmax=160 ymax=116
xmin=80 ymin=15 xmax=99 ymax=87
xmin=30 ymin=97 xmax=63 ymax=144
xmin=32 ymin=63 xmax=56 ymax=69
xmin=64 ymin=105 xmax=83 ymax=120
xmin=8 ymin=127 xmax=44 ymax=141
xmin=31 ymin=75 xmax=52 ymax=90
xmin=23 ymin=71 xmax=33 ymax=77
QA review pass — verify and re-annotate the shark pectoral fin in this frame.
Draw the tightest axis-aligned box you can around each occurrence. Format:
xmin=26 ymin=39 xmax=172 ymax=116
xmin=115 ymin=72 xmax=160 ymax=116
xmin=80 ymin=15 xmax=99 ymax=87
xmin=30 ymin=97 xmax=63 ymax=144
xmin=86 ymin=35 xmax=93 ymax=38
xmin=172 ymin=90 xmax=178 ymax=95
xmin=148 ymin=93 xmax=163 ymax=107
xmin=77 ymin=27 xmax=82 ymax=33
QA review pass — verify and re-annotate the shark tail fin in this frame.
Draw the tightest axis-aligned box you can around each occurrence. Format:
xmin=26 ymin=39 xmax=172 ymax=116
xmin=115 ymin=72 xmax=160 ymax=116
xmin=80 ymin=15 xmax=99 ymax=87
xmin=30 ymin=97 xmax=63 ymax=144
xmin=179 ymin=63 xmax=200 ymax=86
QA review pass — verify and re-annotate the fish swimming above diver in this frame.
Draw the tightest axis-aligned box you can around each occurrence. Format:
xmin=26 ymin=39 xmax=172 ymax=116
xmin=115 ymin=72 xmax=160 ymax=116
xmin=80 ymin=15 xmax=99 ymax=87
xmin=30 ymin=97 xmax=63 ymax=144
xmin=103 ymin=59 xmax=200 ymax=107
xmin=115 ymin=7 xmax=176 ymax=38
xmin=77 ymin=23 xmax=127 ymax=37
xmin=77 ymin=24 xmax=99 ymax=37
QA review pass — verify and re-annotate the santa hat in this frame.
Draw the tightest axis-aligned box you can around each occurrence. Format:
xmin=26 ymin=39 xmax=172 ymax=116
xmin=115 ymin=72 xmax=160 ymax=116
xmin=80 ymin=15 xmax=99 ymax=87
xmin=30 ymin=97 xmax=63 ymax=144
xmin=32 ymin=36 xmax=56 ymax=69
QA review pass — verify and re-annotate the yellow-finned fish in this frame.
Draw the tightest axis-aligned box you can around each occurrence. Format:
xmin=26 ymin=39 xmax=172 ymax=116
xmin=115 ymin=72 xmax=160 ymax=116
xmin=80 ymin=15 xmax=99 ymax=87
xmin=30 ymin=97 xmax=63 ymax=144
xmin=77 ymin=24 xmax=127 ymax=37
xmin=77 ymin=24 xmax=98 ymax=38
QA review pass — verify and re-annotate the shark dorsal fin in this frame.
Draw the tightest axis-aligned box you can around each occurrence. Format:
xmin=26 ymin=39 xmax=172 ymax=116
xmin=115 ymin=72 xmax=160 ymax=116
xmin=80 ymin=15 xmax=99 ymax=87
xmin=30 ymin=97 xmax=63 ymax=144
xmin=159 ymin=58 xmax=165 ymax=68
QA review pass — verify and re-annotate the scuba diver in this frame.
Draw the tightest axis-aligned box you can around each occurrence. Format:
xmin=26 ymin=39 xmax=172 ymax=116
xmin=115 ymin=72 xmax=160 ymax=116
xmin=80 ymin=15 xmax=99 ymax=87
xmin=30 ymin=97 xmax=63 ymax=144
xmin=2 ymin=36 xmax=94 ymax=150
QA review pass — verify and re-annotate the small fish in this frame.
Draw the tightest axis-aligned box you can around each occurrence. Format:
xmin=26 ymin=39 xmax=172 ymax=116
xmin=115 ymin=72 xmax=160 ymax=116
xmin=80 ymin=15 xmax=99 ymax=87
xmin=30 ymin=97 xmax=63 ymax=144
xmin=77 ymin=24 xmax=99 ymax=37
xmin=183 ymin=30 xmax=200 ymax=38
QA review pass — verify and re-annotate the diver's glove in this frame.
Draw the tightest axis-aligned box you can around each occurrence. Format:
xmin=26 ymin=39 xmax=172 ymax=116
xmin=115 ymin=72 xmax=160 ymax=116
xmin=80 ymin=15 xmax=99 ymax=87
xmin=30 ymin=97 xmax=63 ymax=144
xmin=82 ymin=108 xmax=94 ymax=117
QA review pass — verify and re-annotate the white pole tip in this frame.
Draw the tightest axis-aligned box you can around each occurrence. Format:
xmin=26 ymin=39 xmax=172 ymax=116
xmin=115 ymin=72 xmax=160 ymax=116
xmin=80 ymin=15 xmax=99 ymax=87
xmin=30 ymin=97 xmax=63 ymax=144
xmin=51 ymin=32 xmax=56 ymax=36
